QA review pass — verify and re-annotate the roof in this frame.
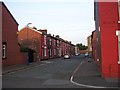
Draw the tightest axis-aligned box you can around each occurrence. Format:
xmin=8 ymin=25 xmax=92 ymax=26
xmin=0 ymin=2 xmax=19 ymax=25
xmin=19 ymin=26 xmax=42 ymax=34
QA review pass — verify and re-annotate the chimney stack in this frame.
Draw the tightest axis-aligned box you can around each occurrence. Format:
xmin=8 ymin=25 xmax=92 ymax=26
xmin=56 ymin=35 xmax=60 ymax=38
xmin=38 ymin=29 xmax=47 ymax=34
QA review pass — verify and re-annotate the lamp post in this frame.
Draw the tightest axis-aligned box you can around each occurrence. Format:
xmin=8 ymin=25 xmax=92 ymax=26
xmin=26 ymin=23 xmax=32 ymax=65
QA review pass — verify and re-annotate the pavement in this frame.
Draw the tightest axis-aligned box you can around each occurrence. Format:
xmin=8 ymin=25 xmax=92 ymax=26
xmin=71 ymin=58 xmax=120 ymax=88
xmin=2 ymin=60 xmax=54 ymax=75
xmin=2 ymin=57 xmax=120 ymax=88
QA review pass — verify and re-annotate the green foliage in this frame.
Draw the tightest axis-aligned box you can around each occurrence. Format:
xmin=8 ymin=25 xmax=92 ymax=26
xmin=76 ymin=43 xmax=88 ymax=50
xmin=20 ymin=46 xmax=27 ymax=52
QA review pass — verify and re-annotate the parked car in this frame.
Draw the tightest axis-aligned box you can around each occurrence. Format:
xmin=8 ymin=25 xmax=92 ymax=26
xmin=75 ymin=53 xmax=80 ymax=56
xmin=84 ymin=52 xmax=89 ymax=57
xmin=88 ymin=53 xmax=92 ymax=58
xmin=64 ymin=54 xmax=70 ymax=59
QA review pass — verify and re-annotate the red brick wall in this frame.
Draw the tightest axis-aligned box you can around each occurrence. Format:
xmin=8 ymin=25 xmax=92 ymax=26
xmin=98 ymin=1 xmax=120 ymax=78
xmin=52 ymin=38 xmax=56 ymax=58
xmin=18 ymin=27 xmax=42 ymax=60
xmin=92 ymin=31 xmax=97 ymax=61
xmin=41 ymin=34 xmax=49 ymax=60
xmin=2 ymin=3 xmax=25 ymax=66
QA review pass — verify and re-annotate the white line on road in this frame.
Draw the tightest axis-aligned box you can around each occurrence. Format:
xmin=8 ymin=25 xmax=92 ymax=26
xmin=69 ymin=61 xmax=107 ymax=88
xmin=70 ymin=76 xmax=106 ymax=88
xmin=72 ymin=62 xmax=83 ymax=76
xmin=41 ymin=61 xmax=52 ymax=63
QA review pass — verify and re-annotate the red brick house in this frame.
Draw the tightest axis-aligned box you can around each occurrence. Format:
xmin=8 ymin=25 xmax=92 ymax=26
xmin=91 ymin=30 xmax=97 ymax=64
xmin=1 ymin=2 xmax=75 ymax=67
xmin=60 ymin=39 xmax=65 ymax=57
xmin=47 ymin=34 xmax=75 ymax=59
xmin=55 ymin=35 xmax=61 ymax=57
xmin=70 ymin=43 xmax=75 ymax=56
xmin=18 ymin=27 xmax=42 ymax=61
xmin=48 ymin=34 xmax=59 ymax=59
xmin=19 ymin=27 xmax=75 ymax=61
xmin=1 ymin=2 xmax=26 ymax=67
xmin=87 ymin=35 xmax=92 ymax=53
xmin=47 ymin=34 xmax=53 ymax=59
xmin=52 ymin=36 xmax=57 ymax=58
xmin=38 ymin=29 xmax=49 ymax=60
xmin=94 ymin=0 xmax=120 ymax=78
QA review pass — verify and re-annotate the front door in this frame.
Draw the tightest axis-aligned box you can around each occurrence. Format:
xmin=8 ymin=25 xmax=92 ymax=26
xmin=28 ymin=49 xmax=34 ymax=63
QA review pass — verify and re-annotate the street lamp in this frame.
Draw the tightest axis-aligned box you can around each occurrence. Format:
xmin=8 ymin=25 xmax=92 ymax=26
xmin=26 ymin=23 xmax=32 ymax=65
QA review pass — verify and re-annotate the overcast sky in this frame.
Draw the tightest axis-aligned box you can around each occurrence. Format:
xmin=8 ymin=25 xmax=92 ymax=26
xmin=2 ymin=0 xmax=95 ymax=45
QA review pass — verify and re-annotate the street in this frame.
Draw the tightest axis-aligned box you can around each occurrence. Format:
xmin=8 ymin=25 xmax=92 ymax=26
xmin=2 ymin=55 xmax=85 ymax=88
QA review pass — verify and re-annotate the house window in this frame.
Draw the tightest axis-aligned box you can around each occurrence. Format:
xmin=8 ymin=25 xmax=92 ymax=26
xmin=44 ymin=47 xmax=47 ymax=57
xmin=54 ymin=49 xmax=56 ymax=55
xmin=57 ymin=40 xmax=59 ymax=47
xmin=50 ymin=49 xmax=52 ymax=56
xmin=54 ymin=40 xmax=56 ymax=46
xmin=44 ymin=35 xmax=47 ymax=45
xmin=118 ymin=36 xmax=120 ymax=64
xmin=49 ymin=38 xmax=52 ymax=45
xmin=2 ymin=42 xmax=7 ymax=59
xmin=116 ymin=31 xmax=120 ymax=64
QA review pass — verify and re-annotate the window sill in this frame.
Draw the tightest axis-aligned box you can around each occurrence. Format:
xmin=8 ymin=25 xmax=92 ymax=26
xmin=118 ymin=21 xmax=120 ymax=23
xmin=118 ymin=61 xmax=120 ymax=64
xmin=2 ymin=57 xmax=7 ymax=59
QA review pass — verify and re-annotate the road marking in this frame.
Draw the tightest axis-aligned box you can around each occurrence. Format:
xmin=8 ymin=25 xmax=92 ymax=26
xmin=70 ymin=76 xmax=106 ymax=88
xmin=72 ymin=62 xmax=83 ymax=76
xmin=69 ymin=61 xmax=116 ymax=88
xmin=41 ymin=61 xmax=53 ymax=64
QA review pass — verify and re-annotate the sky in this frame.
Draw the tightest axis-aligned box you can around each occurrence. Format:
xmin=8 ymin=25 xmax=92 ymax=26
xmin=1 ymin=0 xmax=95 ymax=45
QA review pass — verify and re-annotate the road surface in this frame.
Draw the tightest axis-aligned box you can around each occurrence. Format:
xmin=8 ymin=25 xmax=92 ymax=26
xmin=2 ymin=55 xmax=85 ymax=88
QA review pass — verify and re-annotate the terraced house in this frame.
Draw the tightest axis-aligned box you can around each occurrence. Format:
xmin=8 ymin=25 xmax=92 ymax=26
xmin=94 ymin=0 xmax=120 ymax=78
xmin=18 ymin=27 xmax=42 ymax=62
xmin=18 ymin=27 xmax=75 ymax=61
xmin=1 ymin=2 xmax=26 ymax=67
xmin=1 ymin=1 xmax=75 ymax=67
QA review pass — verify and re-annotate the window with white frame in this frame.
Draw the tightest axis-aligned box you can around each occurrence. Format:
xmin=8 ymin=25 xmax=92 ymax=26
xmin=49 ymin=38 xmax=52 ymax=45
xmin=57 ymin=40 xmax=59 ymax=47
xmin=50 ymin=49 xmax=52 ymax=56
xmin=116 ymin=31 xmax=120 ymax=64
xmin=44 ymin=35 xmax=47 ymax=45
xmin=44 ymin=47 xmax=47 ymax=57
xmin=2 ymin=42 xmax=7 ymax=59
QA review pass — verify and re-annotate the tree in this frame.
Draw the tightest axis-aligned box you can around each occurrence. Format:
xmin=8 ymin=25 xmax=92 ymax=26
xmin=76 ymin=43 xmax=88 ymax=50
xmin=18 ymin=38 xmax=40 ymax=53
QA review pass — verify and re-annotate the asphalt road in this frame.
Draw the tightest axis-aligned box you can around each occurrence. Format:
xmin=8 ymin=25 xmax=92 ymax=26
xmin=2 ymin=55 xmax=85 ymax=88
